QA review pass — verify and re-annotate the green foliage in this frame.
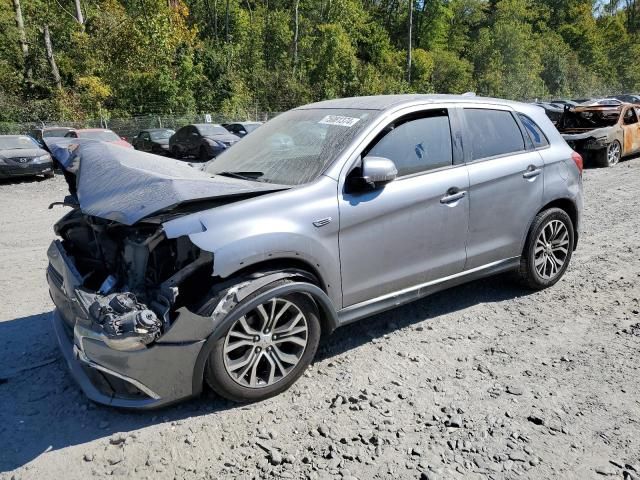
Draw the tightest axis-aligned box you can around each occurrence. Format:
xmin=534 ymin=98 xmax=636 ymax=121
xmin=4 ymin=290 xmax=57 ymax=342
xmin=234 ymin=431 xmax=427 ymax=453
xmin=0 ymin=0 xmax=638 ymax=122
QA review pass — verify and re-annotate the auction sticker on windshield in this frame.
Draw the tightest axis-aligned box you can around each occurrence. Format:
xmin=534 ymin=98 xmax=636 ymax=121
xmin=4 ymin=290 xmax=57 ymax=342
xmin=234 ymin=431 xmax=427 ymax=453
xmin=318 ymin=115 xmax=361 ymax=127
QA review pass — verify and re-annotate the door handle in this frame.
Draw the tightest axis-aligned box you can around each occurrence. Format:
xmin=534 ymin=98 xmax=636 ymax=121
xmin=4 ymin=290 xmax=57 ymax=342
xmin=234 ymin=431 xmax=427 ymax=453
xmin=523 ymin=165 xmax=542 ymax=179
xmin=440 ymin=188 xmax=467 ymax=204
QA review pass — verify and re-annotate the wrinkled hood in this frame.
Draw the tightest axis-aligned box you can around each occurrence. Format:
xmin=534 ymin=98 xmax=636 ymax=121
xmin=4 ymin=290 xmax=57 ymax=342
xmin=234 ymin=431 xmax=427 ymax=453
xmin=45 ymin=138 xmax=287 ymax=225
xmin=0 ymin=147 xmax=49 ymax=159
xmin=560 ymin=126 xmax=614 ymax=140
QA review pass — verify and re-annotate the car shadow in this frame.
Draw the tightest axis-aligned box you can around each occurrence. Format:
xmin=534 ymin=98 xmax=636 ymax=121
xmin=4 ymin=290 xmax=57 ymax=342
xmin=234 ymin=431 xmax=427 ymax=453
xmin=0 ymin=175 xmax=53 ymax=186
xmin=0 ymin=274 xmax=531 ymax=472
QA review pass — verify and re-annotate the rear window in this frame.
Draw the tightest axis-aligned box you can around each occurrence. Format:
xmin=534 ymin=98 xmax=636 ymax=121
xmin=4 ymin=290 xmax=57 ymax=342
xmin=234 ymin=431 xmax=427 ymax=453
xmin=518 ymin=114 xmax=549 ymax=148
xmin=464 ymin=109 xmax=525 ymax=160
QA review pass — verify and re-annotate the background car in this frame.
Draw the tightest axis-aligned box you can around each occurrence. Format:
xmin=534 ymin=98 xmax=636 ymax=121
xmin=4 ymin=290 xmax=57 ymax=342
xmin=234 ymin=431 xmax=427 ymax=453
xmin=223 ymin=122 xmax=262 ymax=138
xmin=29 ymin=127 xmax=77 ymax=146
xmin=533 ymin=102 xmax=563 ymax=124
xmin=66 ymin=128 xmax=133 ymax=148
xmin=131 ymin=128 xmax=175 ymax=155
xmin=169 ymin=123 xmax=240 ymax=160
xmin=0 ymin=135 xmax=54 ymax=179
xmin=611 ymin=94 xmax=640 ymax=104
xmin=558 ymin=103 xmax=640 ymax=167
xmin=578 ymin=98 xmax=623 ymax=107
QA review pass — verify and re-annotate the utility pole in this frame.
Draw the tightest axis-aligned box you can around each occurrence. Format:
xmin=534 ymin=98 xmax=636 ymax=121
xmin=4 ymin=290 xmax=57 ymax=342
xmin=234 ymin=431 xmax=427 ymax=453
xmin=43 ymin=25 xmax=62 ymax=90
xmin=12 ymin=0 xmax=32 ymax=84
xmin=406 ymin=0 xmax=413 ymax=84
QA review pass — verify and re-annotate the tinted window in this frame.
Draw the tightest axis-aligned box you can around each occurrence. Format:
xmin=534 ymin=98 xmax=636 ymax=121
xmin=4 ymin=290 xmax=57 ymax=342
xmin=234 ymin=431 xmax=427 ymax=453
xmin=518 ymin=114 xmax=549 ymax=148
xmin=367 ymin=113 xmax=453 ymax=176
xmin=464 ymin=109 xmax=525 ymax=160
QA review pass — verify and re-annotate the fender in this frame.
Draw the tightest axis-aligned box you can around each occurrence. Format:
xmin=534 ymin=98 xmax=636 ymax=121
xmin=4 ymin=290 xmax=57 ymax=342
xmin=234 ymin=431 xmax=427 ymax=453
xmin=190 ymin=275 xmax=339 ymax=397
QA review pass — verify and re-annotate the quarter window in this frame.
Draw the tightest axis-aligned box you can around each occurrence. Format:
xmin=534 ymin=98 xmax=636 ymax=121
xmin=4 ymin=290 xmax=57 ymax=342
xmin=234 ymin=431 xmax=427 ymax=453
xmin=366 ymin=112 xmax=453 ymax=177
xmin=464 ymin=109 xmax=525 ymax=160
xmin=518 ymin=113 xmax=549 ymax=148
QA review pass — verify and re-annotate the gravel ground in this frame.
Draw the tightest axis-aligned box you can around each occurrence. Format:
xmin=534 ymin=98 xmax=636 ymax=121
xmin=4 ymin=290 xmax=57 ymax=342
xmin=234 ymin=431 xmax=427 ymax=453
xmin=1 ymin=159 xmax=639 ymax=480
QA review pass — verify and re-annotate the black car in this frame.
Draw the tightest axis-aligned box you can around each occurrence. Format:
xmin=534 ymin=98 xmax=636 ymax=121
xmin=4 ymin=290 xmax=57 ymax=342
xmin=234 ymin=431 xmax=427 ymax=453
xmin=132 ymin=128 xmax=175 ymax=155
xmin=223 ymin=122 xmax=262 ymax=138
xmin=169 ymin=124 xmax=240 ymax=161
xmin=0 ymin=135 xmax=54 ymax=179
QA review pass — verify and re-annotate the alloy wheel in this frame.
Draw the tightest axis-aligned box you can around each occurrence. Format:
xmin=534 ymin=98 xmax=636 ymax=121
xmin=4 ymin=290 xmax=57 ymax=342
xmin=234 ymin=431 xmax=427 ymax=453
xmin=223 ymin=297 xmax=309 ymax=388
xmin=608 ymin=141 xmax=621 ymax=165
xmin=534 ymin=219 xmax=570 ymax=280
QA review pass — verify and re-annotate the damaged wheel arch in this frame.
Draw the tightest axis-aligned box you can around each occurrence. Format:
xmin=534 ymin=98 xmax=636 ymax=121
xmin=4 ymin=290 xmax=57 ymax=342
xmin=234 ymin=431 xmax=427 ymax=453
xmin=189 ymin=272 xmax=339 ymax=399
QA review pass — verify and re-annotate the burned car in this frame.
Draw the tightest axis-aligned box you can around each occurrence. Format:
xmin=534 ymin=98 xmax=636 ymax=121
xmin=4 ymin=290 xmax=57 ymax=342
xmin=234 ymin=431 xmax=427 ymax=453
xmin=47 ymin=95 xmax=583 ymax=408
xmin=557 ymin=103 xmax=640 ymax=167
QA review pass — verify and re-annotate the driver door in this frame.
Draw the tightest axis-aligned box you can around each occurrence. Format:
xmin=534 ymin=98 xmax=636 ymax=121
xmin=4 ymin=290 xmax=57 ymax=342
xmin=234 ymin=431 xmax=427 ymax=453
xmin=622 ymin=107 xmax=640 ymax=154
xmin=338 ymin=109 xmax=469 ymax=307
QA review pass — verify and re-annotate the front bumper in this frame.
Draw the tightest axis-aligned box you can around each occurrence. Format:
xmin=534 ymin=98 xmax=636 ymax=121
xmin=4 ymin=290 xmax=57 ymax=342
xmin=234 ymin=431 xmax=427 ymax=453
xmin=47 ymin=240 xmax=214 ymax=409
xmin=0 ymin=161 xmax=53 ymax=178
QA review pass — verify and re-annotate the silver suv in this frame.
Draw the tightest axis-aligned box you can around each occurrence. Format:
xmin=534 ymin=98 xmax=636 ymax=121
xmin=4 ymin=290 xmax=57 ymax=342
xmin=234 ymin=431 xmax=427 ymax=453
xmin=46 ymin=95 xmax=583 ymax=408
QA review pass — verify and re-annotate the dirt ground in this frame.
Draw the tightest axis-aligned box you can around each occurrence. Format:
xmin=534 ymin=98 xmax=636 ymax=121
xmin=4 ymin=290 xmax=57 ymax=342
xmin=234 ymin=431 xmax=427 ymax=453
xmin=0 ymin=158 xmax=639 ymax=480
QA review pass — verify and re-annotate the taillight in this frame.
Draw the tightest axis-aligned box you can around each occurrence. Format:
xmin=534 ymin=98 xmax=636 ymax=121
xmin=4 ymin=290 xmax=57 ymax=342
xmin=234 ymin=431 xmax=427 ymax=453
xmin=571 ymin=151 xmax=583 ymax=174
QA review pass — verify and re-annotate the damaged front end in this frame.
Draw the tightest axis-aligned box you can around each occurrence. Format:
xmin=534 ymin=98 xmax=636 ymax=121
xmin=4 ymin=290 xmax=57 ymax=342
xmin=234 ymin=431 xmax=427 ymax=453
xmin=47 ymin=209 xmax=217 ymax=408
xmin=558 ymin=105 xmax=620 ymax=161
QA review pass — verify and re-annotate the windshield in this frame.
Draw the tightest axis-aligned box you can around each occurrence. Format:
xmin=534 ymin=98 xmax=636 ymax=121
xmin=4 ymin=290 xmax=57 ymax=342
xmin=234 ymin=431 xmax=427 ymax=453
xmin=206 ymin=108 xmax=378 ymax=185
xmin=197 ymin=125 xmax=229 ymax=136
xmin=150 ymin=130 xmax=174 ymax=140
xmin=0 ymin=135 xmax=38 ymax=150
xmin=77 ymin=130 xmax=120 ymax=141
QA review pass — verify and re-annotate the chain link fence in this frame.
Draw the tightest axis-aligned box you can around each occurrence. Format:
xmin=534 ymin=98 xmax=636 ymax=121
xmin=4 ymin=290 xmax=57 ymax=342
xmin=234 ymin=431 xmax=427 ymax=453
xmin=0 ymin=112 xmax=282 ymax=139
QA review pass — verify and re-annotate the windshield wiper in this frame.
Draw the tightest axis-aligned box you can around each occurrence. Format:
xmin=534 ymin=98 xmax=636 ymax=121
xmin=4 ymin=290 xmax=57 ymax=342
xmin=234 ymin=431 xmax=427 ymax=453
xmin=216 ymin=171 xmax=265 ymax=181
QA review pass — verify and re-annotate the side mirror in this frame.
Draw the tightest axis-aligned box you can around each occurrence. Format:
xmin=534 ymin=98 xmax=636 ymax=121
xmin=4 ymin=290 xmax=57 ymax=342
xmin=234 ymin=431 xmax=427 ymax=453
xmin=350 ymin=156 xmax=397 ymax=190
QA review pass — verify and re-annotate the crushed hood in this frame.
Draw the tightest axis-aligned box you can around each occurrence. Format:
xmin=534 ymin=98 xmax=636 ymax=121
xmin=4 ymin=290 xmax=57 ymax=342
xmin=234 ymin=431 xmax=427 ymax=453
xmin=45 ymin=138 xmax=287 ymax=225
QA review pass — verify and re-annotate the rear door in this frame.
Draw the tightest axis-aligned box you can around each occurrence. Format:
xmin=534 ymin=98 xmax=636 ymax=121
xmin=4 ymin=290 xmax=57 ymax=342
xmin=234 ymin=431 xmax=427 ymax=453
xmin=621 ymin=107 xmax=640 ymax=154
xmin=462 ymin=107 xmax=544 ymax=269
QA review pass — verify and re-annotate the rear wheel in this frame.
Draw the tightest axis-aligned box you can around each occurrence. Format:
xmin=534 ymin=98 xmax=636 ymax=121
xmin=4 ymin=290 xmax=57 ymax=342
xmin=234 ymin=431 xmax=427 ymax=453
xmin=203 ymin=283 xmax=321 ymax=402
xmin=517 ymin=208 xmax=574 ymax=289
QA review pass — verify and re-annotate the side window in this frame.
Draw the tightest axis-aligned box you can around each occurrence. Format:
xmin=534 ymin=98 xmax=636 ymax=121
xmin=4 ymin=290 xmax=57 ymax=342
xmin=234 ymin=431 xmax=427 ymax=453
xmin=366 ymin=111 xmax=453 ymax=177
xmin=464 ymin=109 xmax=525 ymax=160
xmin=142 ymin=133 xmax=150 ymax=141
xmin=623 ymin=108 xmax=638 ymax=125
xmin=518 ymin=113 xmax=549 ymax=149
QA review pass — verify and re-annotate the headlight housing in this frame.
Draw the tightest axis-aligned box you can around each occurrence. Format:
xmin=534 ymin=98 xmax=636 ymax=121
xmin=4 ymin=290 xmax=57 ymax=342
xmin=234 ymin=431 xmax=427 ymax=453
xmin=32 ymin=154 xmax=52 ymax=163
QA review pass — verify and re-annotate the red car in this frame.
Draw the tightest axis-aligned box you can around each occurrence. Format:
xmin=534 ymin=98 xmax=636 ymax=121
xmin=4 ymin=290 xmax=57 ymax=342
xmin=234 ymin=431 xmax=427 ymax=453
xmin=65 ymin=128 xmax=133 ymax=149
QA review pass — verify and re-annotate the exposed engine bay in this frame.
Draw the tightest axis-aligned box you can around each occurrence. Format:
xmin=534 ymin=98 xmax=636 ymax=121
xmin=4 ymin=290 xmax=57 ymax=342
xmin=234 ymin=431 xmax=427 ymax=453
xmin=55 ymin=208 xmax=213 ymax=350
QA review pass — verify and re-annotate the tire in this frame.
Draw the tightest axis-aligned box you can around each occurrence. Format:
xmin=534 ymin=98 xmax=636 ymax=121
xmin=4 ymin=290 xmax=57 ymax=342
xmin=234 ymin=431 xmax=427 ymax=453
xmin=517 ymin=207 xmax=574 ymax=290
xmin=596 ymin=140 xmax=621 ymax=167
xmin=44 ymin=171 xmax=54 ymax=179
xmin=202 ymin=280 xmax=321 ymax=402
xmin=171 ymin=146 xmax=182 ymax=159
xmin=199 ymin=146 xmax=210 ymax=161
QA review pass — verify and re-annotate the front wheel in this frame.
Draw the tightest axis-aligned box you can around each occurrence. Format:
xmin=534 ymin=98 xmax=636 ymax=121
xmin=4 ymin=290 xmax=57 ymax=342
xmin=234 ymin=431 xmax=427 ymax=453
xmin=517 ymin=208 xmax=574 ymax=290
xmin=204 ymin=287 xmax=321 ymax=402
xmin=596 ymin=140 xmax=621 ymax=167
